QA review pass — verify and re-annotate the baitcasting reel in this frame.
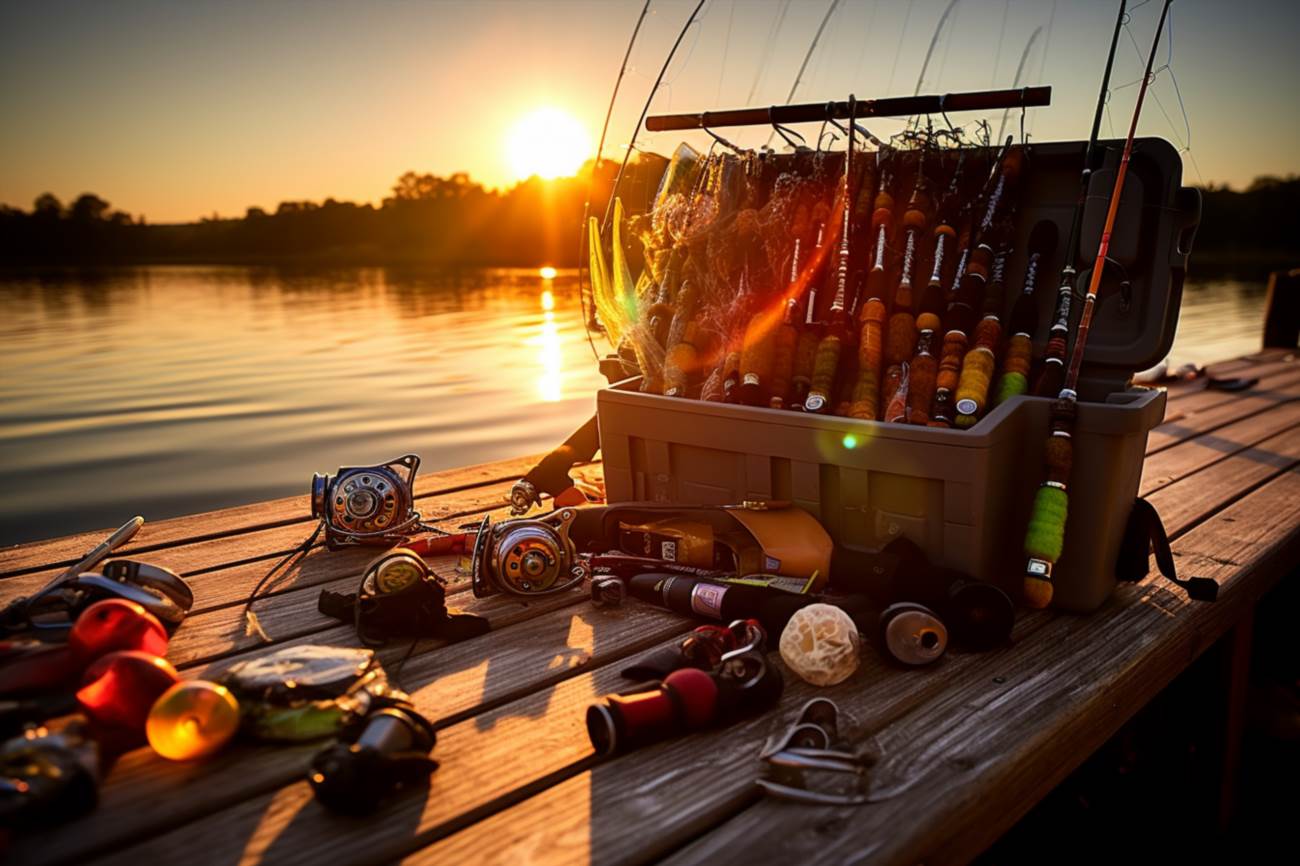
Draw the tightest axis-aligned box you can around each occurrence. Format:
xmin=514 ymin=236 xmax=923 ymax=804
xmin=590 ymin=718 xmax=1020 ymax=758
xmin=312 ymin=454 xmax=430 ymax=549
xmin=471 ymin=508 xmax=588 ymax=598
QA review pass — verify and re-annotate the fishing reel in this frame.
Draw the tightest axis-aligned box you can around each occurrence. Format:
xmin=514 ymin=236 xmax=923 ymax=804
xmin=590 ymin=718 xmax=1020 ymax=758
xmin=470 ymin=508 xmax=588 ymax=598
xmin=317 ymin=548 xmax=489 ymax=646
xmin=312 ymin=454 xmax=428 ymax=549
xmin=1 ymin=560 xmax=194 ymax=636
xmin=309 ymin=702 xmax=438 ymax=815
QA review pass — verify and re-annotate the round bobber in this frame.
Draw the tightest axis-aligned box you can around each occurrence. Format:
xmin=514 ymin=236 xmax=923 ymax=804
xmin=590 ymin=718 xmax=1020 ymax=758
xmin=70 ymin=599 xmax=169 ymax=663
xmin=147 ymin=680 xmax=241 ymax=761
xmin=77 ymin=651 xmax=180 ymax=744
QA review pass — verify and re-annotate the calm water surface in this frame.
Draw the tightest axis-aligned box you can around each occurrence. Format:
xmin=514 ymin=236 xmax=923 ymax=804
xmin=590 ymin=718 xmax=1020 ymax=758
xmin=0 ymin=265 xmax=1271 ymax=546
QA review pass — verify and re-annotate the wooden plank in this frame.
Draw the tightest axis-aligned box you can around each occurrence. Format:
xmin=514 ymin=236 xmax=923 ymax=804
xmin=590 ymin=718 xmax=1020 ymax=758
xmin=408 ymin=468 xmax=1300 ymax=866
xmin=1139 ymin=400 xmax=1300 ymax=495
xmin=659 ymin=469 xmax=1300 ymax=866
xmin=1158 ymin=361 xmax=1300 ymax=420
xmin=0 ymin=453 xmax=598 ymax=578
xmin=1164 ymin=356 xmax=1300 ymax=402
xmin=0 ymin=480 xmax=511 ymax=604
xmin=16 ymin=604 xmax=695 ymax=866
xmin=1143 ymin=426 xmax=1300 ymax=531
xmin=1147 ymin=373 xmax=1300 ymax=454
xmin=400 ymin=610 xmax=1053 ymax=866
xmin=85 ymin=635 xmax=690 ymax=866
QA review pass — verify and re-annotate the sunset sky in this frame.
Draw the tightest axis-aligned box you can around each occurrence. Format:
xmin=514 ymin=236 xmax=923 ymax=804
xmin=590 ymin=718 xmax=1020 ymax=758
xmin=2 ymin=0 xmax=1297 ymax=223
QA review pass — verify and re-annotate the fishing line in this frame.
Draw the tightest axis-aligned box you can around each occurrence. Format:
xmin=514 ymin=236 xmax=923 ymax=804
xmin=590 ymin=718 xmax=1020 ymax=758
xmin=715 ymin=0 xmax=735 ymax=104
xmin=746 ymin=0 xmax=791 ymax=105
xmin=885 ymin=1 xmax=914 ymax=95
xmin=990 ymin=0 xmax=1010 ymax=87
xmin=760 ymin=0 xmax=843 ymax=150
xmin=599 ymin=0 xmax=708 ymax=240
xmin=579 ymin=0 xmax=652 ymax=349
xmin=850 ymin=0 xmax=880 ymax=87
xmin=1027 ymin=0 xmax=1058 ymax=137
xmin=914 ymin=0 xmax=960 ymax=96
xmin=1116 ymin=1 xmax=1203 ymax=183
xmin=242 ymin=519 xmax=324 ymax=642
xmin=935 ymin=1 xmax=958 ymax=89
xmin=996 ymin=26 xmax=1041 ymax=143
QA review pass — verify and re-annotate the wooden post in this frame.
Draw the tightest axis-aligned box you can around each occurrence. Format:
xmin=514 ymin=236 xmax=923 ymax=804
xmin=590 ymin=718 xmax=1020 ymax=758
xmin=1262 ymin=268 xmax=1300 ymax=348
xmin=1217 ymin=610 xmax=1255 ymax=832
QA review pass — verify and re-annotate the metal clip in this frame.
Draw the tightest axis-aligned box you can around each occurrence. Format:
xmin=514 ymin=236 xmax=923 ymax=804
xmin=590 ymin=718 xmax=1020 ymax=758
xmin=758 ymin=698 xmax=875 ymax=806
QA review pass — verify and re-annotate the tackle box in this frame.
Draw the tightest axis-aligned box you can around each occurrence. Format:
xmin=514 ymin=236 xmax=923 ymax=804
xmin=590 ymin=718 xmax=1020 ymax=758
xmin=596 ymin=137 xmax=1201 ymax=612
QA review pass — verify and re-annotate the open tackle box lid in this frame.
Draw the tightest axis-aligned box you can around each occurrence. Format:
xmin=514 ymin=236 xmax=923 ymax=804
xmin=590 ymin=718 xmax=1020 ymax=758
xmin=998 ymin=136 xmax=1199 ymax=402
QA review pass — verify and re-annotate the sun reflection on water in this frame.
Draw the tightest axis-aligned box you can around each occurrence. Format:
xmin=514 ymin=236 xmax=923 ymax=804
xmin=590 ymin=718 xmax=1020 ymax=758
xmin=537 ymin=288 xmax=562 ymax=402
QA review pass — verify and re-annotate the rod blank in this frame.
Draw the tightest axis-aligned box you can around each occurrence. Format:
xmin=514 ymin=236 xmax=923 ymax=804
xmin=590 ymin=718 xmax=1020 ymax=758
xmin=645 ymin=86 xmax=1051 ymax=133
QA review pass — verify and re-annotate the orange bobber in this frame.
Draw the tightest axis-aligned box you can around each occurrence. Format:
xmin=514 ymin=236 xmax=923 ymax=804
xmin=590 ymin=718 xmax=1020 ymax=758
xmin=147 ymin=680 xmax=241 ymax=761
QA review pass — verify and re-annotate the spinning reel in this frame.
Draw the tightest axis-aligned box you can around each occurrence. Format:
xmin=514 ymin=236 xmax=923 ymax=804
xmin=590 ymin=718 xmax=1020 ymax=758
xmin=311 ymin=454 xmax=432 ymax=549
xmin=470 ymin=508 xmax=588 ymax=598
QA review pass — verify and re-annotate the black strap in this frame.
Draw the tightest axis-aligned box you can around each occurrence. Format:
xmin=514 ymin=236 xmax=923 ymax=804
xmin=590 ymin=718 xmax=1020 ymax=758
xmin=1117 ymin=498 xmax=1218 ymax=602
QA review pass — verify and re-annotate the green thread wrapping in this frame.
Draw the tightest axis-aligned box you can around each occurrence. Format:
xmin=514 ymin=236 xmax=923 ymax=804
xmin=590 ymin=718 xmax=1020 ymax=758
xmin=1024 ymin=485 xmax=1068 ymax=562
xmin=994 ymin=371 xmax=1028 ymax=406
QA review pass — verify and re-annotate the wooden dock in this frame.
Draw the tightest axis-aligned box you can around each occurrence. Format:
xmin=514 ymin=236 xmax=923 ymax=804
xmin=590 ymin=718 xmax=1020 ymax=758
xmin=3 ymin=347 xmax=1298 ymax=866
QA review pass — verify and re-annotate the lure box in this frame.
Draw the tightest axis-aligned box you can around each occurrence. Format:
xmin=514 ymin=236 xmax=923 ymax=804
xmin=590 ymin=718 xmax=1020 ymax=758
xmin=596 ymin=137 xmax=1200 ymax=612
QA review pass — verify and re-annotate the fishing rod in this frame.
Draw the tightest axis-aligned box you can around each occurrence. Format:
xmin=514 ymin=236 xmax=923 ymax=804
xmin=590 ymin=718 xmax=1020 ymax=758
xmin=763 ymin=0 xmax=844 ymax=149
xmin=599 ymin=0 xmax=708 ymax=242
xmin=1031 ymin=0 xmax=1128 ymax=399
xmin=846 ymin=147 xmax=894 ymax=420
xmin=1021 ymin=0 xmax=1173 ymax=609
xmin=805 ymin=97 xmax=859 ymax=414
xmin=881 ymin=141 xmax=934 ymax=421
xmin=580 ymin=0 xmax=653 ymax=333
xmin=905 ymin=144 xmax=964 ymax=424
xmin=992 ymin=220 xmax=1057 ymax=407
xmin=929 ymin=139 xmax=1015 ymax=427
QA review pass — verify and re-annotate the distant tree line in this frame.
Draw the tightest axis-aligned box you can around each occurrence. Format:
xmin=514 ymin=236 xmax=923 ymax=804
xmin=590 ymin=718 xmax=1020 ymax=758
xmin=1 ymin=163 xmax=1296 ymax=270
xmin=0 ymin=157 xmax=666 ymax=267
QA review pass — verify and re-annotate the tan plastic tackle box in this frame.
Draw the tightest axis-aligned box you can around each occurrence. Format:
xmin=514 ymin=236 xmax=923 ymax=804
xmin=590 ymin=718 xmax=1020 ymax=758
xmin=596 ymin=137 xmax=1200 ymax=612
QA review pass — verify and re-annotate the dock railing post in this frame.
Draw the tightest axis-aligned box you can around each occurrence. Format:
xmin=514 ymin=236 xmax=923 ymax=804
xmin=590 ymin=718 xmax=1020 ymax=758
xmin=1262 ymin=268 xmax=1300 ymax=349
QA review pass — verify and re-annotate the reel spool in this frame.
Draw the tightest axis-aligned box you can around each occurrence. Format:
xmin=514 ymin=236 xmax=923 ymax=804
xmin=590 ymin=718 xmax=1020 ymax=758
xmin=312 ymin=454 xmax=426 ymax=549
xmin=471 ymin=508 xmax=588 ymax=598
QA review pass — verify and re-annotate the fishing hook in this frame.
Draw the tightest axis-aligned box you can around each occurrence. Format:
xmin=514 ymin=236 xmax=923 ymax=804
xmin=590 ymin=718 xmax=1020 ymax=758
xmin=768 ymin=107 xmax=806 ymax=150
xmin=699 ymin=114 xmax=744 ymax=154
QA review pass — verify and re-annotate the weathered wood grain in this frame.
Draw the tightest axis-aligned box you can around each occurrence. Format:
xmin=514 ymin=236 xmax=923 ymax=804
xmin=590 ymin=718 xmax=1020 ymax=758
xmin=1140 ymin=399 xmax=1300 ymax=495
xmin=0 ymin=454 xmax=599 ymax=578
xmin=1147 ymin=370 xmax=1300 ymax=453
xmin=410 ymin=468 xmax=1300 ymax=866
xmin=16 ymin=606 xmax=695 ymax=866
xmin=658 ymin=469 xmax=1300 ymax=866
xmin=6 ymin=351 xmax=1294 ymax=866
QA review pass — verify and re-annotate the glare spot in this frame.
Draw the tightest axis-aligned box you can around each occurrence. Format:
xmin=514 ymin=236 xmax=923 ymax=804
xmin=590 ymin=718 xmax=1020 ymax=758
xmin=842 ymin=433 xmax=858 ymax=450
xmin=539 ymin=266 xmax=557 ymax=280
xmin=541 ymin=290 xmax=555 ymax=311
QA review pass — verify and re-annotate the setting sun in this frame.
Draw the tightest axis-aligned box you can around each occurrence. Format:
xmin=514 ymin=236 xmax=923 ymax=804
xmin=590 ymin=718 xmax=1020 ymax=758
xmin=506 ymin=108 xmax=591 ymax=181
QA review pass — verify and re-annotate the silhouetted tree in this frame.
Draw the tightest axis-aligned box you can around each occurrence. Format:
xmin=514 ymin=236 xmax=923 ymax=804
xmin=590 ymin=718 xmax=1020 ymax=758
xmin=70 ymin=193 xmax=110 ymax=222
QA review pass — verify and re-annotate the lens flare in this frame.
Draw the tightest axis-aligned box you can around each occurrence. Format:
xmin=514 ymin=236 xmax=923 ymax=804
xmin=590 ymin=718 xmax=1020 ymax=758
xmin=507 ymin=108 xmax=591 ymax=181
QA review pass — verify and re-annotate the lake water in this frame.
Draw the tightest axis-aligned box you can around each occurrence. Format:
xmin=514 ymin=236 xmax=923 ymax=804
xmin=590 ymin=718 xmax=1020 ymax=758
xmin=0 ymin=265 xmax=1271 ymax=546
